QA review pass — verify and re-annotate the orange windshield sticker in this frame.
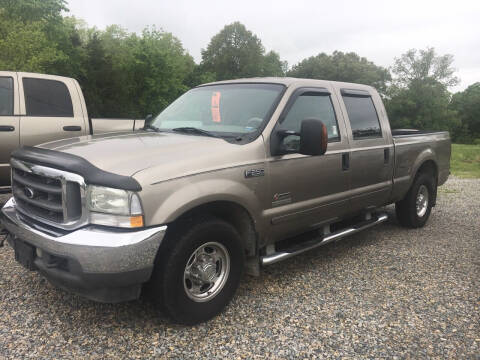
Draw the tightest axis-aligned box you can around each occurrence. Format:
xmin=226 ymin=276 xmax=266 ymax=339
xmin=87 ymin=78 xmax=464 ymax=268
xmin=211 ymin=92 xmax=221 ymax=123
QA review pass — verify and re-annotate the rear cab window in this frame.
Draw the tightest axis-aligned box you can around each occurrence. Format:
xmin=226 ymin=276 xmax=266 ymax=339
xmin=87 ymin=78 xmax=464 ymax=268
xmin=0 ymin=77 xmax=14 ymax=116
xmin=23 ymin=78 xmax=73 ymax=117
xmin=341 ymin=89 xmax=382 ymax=139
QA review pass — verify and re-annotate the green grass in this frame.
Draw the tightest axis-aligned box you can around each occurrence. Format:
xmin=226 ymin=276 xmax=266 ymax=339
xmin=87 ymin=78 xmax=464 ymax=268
xmin=450 ymin=144 xmax=480 ymax=178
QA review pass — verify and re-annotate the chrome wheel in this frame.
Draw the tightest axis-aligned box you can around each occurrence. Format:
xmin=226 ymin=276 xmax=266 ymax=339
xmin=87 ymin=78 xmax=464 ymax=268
xmin=416 ymin=184 xmax=429 ymax=217
xmin=183 ymin=242 xmax=230 ymax=302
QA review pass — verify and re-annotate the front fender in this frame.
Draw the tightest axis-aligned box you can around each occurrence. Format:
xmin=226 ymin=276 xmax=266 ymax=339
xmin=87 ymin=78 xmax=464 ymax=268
xmin=140 ymin=173 xmax=267 ymax=233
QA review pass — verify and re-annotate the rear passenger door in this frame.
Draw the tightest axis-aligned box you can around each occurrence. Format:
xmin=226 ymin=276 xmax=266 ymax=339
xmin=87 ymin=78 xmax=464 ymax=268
xmin=18 ymin=73 xmax=87 ymax=147
xmin=337 ymin=88 xmax=393 ymax=212
xmin=0 ymin=72 xmax=19 ymax=186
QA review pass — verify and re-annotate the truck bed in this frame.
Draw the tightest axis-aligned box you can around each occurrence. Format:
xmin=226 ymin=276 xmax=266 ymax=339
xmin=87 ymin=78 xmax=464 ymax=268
xmin=390 ymin=130 xmax=451 ymax=202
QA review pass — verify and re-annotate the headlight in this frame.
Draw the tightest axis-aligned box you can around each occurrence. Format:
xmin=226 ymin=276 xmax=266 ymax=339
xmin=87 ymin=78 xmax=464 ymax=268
xmin=87 ymin=185 xmax=144 ymax=228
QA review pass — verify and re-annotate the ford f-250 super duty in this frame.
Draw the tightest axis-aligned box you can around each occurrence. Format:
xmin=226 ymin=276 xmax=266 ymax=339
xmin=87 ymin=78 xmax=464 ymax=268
xmin=0 ymin=78 xmax=450 ymax=324
xmin=0 ymin=71 xmax=145 ymax=189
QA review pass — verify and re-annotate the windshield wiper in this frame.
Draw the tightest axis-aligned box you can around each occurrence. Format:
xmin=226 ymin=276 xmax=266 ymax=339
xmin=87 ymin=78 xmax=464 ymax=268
xmin=171 ymin=127 xmax=218 ymax=138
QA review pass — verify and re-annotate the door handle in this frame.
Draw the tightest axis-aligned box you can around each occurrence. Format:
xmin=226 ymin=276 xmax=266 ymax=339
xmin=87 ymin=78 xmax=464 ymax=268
xmin=63 ymin=126 xmax=82 ymax=131
xmin=384 ymin=148 xmax=390 ymax=164
xmin=342 ymin=153 xmax=350 ymax=171
xmin=0 ymin=125 xmax=15 ymax=132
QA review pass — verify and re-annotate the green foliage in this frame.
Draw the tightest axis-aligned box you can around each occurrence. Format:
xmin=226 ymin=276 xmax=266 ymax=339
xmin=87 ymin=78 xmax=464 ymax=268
xmin=0 ymin=0 xmax=196 ymax=118
xmin=0 ymin=0 xmax=68 ymax=73
xmin=79 ymin=26 xmax=195 ymax=118
xmin=0 ymin=0 xmax=67 ymax=23
xmin=385 ymin=79 xmax=460 ymax=133
xmin=450 ymin=144 xmax=480 ymax=178
xmin=449 ymin=83 xmax=480 ymax=143
xmin=287 ymin=51 xmax=391 ymax=95
xmin=391 ymin=47 xmax=459 ymax=89
xmin=262 ymin=51 xmax=288 ymax=77
xmin=201 ymin=22 xmax=286 ymax=80
xmin=0 ymin=1 xmax=473 ymax=140
xmin=0 ymin=15 xmax=66 ymax=72
xmin=385 ymin=48 xmax=461 ymax=137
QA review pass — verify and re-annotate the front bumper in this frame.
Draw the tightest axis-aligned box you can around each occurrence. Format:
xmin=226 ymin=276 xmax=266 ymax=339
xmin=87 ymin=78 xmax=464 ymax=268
xmin=0 ymin=197 xmax=167 ymax=303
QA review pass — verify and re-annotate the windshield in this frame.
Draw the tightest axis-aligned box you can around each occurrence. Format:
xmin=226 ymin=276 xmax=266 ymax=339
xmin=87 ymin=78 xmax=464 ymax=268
xmin=150 ymin=83 xmax=284 ymax=136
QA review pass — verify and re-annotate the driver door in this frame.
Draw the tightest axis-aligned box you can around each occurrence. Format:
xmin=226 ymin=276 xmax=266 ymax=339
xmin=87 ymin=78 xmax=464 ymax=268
xmin=265 ymin=86 xmax=351 ymax=242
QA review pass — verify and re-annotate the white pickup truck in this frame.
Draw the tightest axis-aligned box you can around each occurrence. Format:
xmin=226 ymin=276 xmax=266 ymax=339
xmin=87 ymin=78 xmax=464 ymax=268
xmin=0 ymin=72 xmax=145 ymax=188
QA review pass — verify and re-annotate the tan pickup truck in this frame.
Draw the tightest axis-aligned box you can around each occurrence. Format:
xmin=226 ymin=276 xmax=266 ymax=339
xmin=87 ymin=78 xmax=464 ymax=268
xmin=0 ymin=77 xmax=450 ymax=324
xmin=0 ymin=71 xmax=145 ymax=188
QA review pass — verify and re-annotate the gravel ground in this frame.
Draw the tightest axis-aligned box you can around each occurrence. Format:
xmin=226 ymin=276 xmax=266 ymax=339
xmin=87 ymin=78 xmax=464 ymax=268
xmin=0 ymin=177 xmax=479 ymax=359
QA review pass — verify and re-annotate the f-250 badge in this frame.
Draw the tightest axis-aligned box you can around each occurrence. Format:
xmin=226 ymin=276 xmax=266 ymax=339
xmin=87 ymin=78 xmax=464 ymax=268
xmin=244 ymin=168 xmax=265 ymax=178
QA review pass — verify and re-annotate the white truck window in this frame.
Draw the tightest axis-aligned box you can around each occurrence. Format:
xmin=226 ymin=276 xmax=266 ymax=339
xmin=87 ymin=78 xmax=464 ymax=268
xmin=23 ymin=78 xmax=74 ymax=117
xmin=0 ymin=77 xmax=13 ymax=116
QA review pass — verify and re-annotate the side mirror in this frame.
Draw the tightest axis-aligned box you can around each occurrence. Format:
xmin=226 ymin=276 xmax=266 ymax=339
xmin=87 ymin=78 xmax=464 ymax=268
xmin=271 ymin=118 xmax=328 ymax=156
xmin=145 ymin=114 xmax=153 ymax=122
xmin=299 ymin=118 xmax=328 ymax=156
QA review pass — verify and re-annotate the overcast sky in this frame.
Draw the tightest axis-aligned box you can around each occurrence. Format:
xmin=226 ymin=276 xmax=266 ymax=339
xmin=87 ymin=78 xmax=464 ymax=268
xmin=66 ymin=0 xmax=479 ymax=92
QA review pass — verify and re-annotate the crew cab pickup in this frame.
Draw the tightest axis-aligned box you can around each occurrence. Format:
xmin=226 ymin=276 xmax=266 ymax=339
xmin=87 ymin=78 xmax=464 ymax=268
xmin=0 ymin=78 xmax=451 ymax=324
xmin=0 ymin=72 xmax=145 ymax=188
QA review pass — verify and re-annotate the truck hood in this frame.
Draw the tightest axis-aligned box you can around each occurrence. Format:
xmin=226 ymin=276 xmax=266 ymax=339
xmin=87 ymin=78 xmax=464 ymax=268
xmin=39 ymin=131 xmax=265 ymax=183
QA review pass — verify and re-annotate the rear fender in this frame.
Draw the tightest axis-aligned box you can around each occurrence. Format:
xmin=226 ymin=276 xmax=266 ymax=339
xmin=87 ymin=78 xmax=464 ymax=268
xmin=410 ymin=149 xmax=438 ymax=186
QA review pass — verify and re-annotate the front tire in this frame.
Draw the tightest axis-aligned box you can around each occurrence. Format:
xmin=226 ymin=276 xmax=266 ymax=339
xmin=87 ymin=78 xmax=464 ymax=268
xmin=151 ymin=216 xmax=244 ymax=324
xmin=396 ymin=172 xmax=435 ymax=228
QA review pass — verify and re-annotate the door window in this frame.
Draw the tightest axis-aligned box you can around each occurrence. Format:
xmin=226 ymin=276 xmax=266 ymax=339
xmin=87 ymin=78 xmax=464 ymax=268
xmin=281 ymin=92 xmax=339 ymax=151
xmin=0 ymin=77 xmax=14 ymax=116
xmin=23 ymin=78 xmax=73 ymax=117
xmin=342 ymin=93 xmax=381 ymax=139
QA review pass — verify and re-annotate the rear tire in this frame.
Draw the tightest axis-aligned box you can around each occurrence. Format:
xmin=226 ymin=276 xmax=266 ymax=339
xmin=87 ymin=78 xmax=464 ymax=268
xmin=150 ymin=216 xmax=244 ymax=325
xmin=396 ymin=172 xmax=435 ymax=228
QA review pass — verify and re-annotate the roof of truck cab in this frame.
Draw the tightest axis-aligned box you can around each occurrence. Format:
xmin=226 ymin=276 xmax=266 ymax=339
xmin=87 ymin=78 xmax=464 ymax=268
xmin=199 ymin=77 xmax=377 ymax=92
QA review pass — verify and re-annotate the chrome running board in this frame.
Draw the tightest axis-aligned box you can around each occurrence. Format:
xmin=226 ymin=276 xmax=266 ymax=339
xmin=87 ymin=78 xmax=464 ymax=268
xmin=261 ymin=213 xmax=388 ymax=266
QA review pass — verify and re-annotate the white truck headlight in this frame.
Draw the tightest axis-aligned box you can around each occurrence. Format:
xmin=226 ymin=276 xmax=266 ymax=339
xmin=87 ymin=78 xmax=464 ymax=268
xmin=87 ymin=186 xmax=144 ymax=228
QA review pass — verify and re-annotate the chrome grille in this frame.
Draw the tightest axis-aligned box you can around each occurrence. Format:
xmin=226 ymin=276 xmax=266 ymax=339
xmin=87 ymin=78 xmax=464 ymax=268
xmin=12 ymin=168 xmax=64 ymax=222
xmin=10 ymin=158 xmax=87 ymax=230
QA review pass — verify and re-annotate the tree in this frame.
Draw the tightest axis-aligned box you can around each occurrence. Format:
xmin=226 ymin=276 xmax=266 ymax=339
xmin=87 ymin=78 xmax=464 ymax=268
xmin=0 ymin=14 xmax=66 ymax=72
xmin=80 ymin=32 xmax=117 ymax=118
xmin=262 ymin=51 xmax=287 ymax=77
xmin=391 ymin=47 xmax=459 ymax=89
xmin=79 ymin=26 xmax=196 ymax=118
xmin=450 ymin=83 xmax=480 ymax=142
xmin=0 ymin=0 xmax=70 ymax=72
xmin=0 ymin=0 xmax=67 ymax=23
xmin=385 ymin=80 xmax=460 ymax=133
xmin=385 ymin=47 xmax=460 ymax=136
xmin=287 ymin=51 xmax=391 ymax=94
xmin=201 ymin=22 xmax=285 ymax=80
xmin=129 ymin=28 xmax=196 ymax=116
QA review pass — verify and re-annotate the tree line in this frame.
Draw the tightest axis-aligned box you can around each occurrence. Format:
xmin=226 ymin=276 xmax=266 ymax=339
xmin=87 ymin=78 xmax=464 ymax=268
xmin=0 ymin=0 xmax=478 ymax=143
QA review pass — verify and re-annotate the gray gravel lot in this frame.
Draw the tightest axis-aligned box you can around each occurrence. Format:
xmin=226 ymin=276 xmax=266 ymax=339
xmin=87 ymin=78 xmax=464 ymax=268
xmin=0 ymin=177 xmax=479 ymax=359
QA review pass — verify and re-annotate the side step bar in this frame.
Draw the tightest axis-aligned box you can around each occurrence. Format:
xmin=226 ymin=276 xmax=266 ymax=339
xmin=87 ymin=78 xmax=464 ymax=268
xmin=261 ymin=213 xmax=388 ymax=266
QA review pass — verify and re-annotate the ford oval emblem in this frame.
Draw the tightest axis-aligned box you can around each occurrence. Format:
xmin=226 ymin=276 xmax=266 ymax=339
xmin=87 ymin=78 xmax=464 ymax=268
xmin=24 ymin=187 xmax=35 ymax=199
